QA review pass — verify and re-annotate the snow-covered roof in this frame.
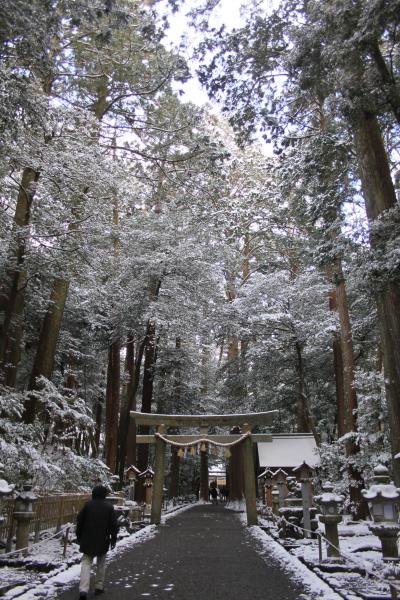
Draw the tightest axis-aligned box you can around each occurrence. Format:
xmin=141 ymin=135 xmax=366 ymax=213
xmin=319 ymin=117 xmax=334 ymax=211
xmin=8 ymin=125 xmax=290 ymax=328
xmin=258 ymin=434 xmax=320 ymax=468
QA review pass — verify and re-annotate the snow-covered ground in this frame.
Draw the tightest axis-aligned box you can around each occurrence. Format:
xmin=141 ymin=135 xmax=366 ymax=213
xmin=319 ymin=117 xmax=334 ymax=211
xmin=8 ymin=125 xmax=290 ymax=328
xmin=254 ymin=512 xmax=400 ymax=599
xmin=1 ymin=504 xmax=399 ymax=600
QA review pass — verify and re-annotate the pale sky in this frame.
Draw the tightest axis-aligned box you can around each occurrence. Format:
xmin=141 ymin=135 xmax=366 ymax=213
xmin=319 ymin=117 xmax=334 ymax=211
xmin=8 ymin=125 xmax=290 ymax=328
xmin=159 ymin=0 xmax=251 ymax=105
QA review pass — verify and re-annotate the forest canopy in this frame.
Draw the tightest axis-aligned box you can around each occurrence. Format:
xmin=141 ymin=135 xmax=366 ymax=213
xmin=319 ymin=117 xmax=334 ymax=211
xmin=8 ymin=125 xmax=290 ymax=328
xmin=0 ymin=0 xmax=399 ymax=514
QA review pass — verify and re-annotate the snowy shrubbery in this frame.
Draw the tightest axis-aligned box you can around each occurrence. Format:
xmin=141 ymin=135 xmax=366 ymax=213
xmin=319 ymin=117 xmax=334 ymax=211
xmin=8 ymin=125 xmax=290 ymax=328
xmin=318 ymin=367 xmax=391 ymax=511
xmin=0 ymin=381 xmax=109 ymax=491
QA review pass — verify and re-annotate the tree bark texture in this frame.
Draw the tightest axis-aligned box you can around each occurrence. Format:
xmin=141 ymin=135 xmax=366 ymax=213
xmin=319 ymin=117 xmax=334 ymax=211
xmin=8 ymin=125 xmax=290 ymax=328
xmin=328 ymin=286 xmax=346 ymax=437
xmin=329 ymin=247 xmax=367 ymax=518
xmin=117 ymin=336 xmax=135 ymax=480
xmin=137 ymin=324 xmax=157 ymax=476
xmin=24 ymin=278 xmax=70 ymax=423
xmin=368 ymin=41 xmax=400 ymax=125
xmin=229 ymin=427 xmax=244 ymax=501
xmin=125 ymin=339 xmax=146 ymax=468
xmin=353 ymin=112 xmax=400 ymax=484
xmin=0 ymin=167 xmax=40 ymax=386
xmin=104 ymin=341 xmax=121 ymax=473
xmin=295 ymin=341 xmax=311 ymax=433
xmin=333 ymin=258 xmax=358 ymax=435
xmin=94 ymin=397 xmax=103 ymax=456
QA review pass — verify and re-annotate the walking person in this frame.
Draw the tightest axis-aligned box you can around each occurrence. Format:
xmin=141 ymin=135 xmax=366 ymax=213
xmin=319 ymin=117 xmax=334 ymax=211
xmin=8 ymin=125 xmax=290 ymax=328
xmin=76 ymin=484 xmax=118 ymax=599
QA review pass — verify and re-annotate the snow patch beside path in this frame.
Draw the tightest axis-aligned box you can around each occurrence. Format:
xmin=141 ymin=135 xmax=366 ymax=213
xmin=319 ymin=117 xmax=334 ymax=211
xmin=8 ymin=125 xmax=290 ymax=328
xmin=237 ymin=513 xmax=344 ymax=600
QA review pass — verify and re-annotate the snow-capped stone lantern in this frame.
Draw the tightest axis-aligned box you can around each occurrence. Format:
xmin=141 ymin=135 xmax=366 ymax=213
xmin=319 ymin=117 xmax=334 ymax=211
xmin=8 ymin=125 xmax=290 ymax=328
xmin=14 ymin=481 xmax=37 ymax=554
xmin=272 ymin=469 xmax=288 ymax=508
xmin=259 ymin=468 xmax=274 ymax=507
xmin=140 ymin=466 xmax=154 ymax=488
xmin=314 ymin=482 xmax=343 ymax=559
xmin=139 ymin=466 xmax=154 ymax=513
xmin=126 ymin=465 xmax=140 ymax=483
xmin=110 ymin=474 xmax=120 ymax=492
xmin=293 ymin=461 xmax=315 ymax=537
xmin=126 ymin=465 xmax=140 ymax=501
xmin=257 ymin=469 xmax=267 ymax=503
xmin=272 ymin=487 xmax=280 ymax=515
xmin=362 ymin=464 xmax=400 ymax=561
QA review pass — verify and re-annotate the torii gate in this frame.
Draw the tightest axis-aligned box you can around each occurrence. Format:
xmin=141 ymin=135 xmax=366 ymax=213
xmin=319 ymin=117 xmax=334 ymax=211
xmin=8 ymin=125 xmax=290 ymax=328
xmin=131 ymin=410 xmax=277 ymax=526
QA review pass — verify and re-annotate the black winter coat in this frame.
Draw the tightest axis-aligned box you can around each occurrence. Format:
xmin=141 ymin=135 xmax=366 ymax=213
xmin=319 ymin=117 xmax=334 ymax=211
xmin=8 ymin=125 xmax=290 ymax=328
xmin=76 ymin=498 xmax=118 ymax=557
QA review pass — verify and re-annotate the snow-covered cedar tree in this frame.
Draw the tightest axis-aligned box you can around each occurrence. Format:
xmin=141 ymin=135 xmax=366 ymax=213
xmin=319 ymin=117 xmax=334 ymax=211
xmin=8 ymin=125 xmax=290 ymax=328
xmin=0 ymin=382 xmax=109 ymax=490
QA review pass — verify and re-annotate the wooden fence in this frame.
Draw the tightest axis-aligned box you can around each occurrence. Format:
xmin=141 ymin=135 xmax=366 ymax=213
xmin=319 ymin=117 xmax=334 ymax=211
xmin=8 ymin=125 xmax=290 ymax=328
xmin=0 ymin=493 xmax=90 ymax=547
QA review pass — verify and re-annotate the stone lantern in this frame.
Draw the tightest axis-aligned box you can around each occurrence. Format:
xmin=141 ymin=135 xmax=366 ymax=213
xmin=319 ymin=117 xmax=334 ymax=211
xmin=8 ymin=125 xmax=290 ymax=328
xmin=139 ymin=466 xmax=154 ymax=514
xmin=272 ymin=487 xmax=280 ymax=516
xmin=125 ymin=465 xmax=140 ymax=501
xmin=257 ymin=469 xmax=267 ymax=502
xmin=110 ymin=474 xmax=120 ymax=492
xmin=293 ymin=461 xmax=315 ymax=538
xmin=264 ymin=470 xmax=274 ymax=508
xmin=272 ymin=469 xmax=288 ymax=508
xmin=14 ymin=481 xmax=37 ymax=554
xmin=362 ymin=464 xmax=400 ymax=561
xmin=315 ymin=482 xmax=343 ymax=559
xmin=259 ymin=469 xmax=274 ymax=508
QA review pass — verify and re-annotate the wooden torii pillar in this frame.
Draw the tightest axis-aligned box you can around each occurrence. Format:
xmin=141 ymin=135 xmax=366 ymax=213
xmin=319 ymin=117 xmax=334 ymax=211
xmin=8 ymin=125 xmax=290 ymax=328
xmin=130 ymin=410 xmax=278 ymax=526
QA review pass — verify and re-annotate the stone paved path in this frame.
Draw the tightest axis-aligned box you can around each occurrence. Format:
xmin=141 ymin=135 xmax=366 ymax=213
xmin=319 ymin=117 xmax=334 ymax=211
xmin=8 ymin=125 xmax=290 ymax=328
xmin=56 ymin=504 xmax=306 ymax=600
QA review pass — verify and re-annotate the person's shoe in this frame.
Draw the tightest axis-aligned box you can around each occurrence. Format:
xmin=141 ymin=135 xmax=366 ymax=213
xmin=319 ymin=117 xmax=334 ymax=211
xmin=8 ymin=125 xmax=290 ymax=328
xmin=94 ymin=590 xmax=105 ymax=596
xmin=78 ymin=594 xmax=87 ymax=600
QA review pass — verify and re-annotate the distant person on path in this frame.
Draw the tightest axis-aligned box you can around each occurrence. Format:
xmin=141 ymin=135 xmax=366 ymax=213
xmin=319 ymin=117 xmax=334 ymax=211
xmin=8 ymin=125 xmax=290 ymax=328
xmin=210 ymin=486 xmax=218 ymax=504
xmin=76 ymin=485 xmax=118 ymax=599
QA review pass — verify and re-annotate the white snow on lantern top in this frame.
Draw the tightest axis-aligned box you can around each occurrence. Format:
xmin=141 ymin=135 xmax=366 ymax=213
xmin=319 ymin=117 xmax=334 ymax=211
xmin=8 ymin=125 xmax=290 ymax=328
xmin=0 ymin=479 xmax=14 ymax=495
xmin=318 ymin=491 xmax=344 ymax=503
xmin=362 ymin=484 xmax=400 ymax=500
xmin=362 ymin=463 xmax=400 ymax=500
xmin=315 ymin=482 xmax=344 ymax=504
xmin=374 ymin=464 xmax=390 ymax=476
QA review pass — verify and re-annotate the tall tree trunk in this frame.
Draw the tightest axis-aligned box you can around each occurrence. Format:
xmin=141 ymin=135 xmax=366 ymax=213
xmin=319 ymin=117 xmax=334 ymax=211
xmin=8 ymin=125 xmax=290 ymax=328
xmin=333 ymin=256 xmax=367 ymax=518
xmin=117 ymin=336 xmax=135 ymax=477
xmin=104 ymin=341 xmax=121 ymax=473
xmin=137 ymin=323 xmax=157 ymax=474
xmin=295 ymin=341 xmax=310 ymax=432
xmin=94 ymin=396 xmax=103 ymax=456
xmin=0 ymin=168 xmax=40 ymax=385
xmin=118 ymin=337 xmax=146 ymax=480
xmin=328 ymin=285 xmax=346 ymax=437
xmin=368 ymin=41 xmax=400 ymax=125
xmin=24 ymin=278 xmax=69 ymax=422
xmin=125 ymin=340 xmax=146 ymax=468
xmin=333 ymin=258 xmax=357 ymax=434
xmin=353 ymin=111 xmax=400 ymax=485
xmin=229 ymin=426 xmax=244 ymax=502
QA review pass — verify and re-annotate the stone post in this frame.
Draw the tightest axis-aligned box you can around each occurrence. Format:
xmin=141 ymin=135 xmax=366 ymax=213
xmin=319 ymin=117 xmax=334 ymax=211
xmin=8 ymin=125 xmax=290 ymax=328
xmin=315 ymin=482 xmax=343 ymax=560
xmin=14 ymin=483 xmax=37 ymax=555
xmin=200 ymin=425 xmax=209 ymax=502
xmin=273 ymin=469 xmax=288 ymax=508
xmin=293 ymin=462 xmax=315 ymax=538
xmin=242 ymin=425 xmax=258 ymax=526
xmin=262 ymin=470 xmax=274 ymax=508
xmin=151 ymin=425 xmax=166 ymax=525
xmin=272 ymin=487 xmax=280 ymax=515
